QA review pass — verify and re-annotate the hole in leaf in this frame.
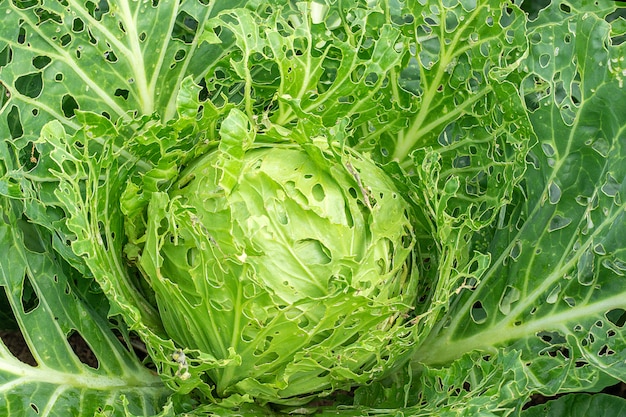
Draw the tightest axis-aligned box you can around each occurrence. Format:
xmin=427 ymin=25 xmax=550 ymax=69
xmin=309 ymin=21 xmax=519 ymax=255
xmin=548 ymin=181 xmax=561 ymax=204
xmin=344 ymin=202 xmax=354 ymax=228
xmin=0 ymin=282 xmax=23 ymax=326
xmin=452 ymin=155 xmax=470 ymax=168
xmin=470 ymin=301 xmax=487 ymax=324
xmin=61 ymin=94 xmax=79 ymax=118
xmin=209 ymin=295 xmax=232 ymax=311
xmin=174 ymin=49 xmax=186 ymax=61
xmin=0 ymin=83 xmax=9 ymax=112
xmin=68 ymin=331 xmax=99 ymax=369
xmin=295 ymin=314 xmax=310 ymax=330
xmin=254 ymin=351 xmax=279 ymax=366
xmin=87 ymin=28 xmax=97 ymax=44
xmin=0 ymin=46 xmax=12 ymax=68
xmin=32 ymin=55 xmax=51 ymax=69
xmin=59 ymin=33 xmax=72 ymax=47
xmin=401 ymin=227 xmax=412 ymax=249
xmin=17 ymin=216 xmax=44 ymax=252
xmin=509 ymin=241 xmax=522 ymax=261
xmin=13 ymin=0 xmax=39 ymax=9
xmin=104 ymin=50 xmax=118 ymax=62
xmin=0 ymin=325 xmax=38 ymax=366
xmin=274 ymin=201 xmax=288 ymax=225
xmin=72 ymin=17 xmax=85 ymax=32
xmin=546 ymin=284 xmax=561 ymax=304
xmin=498 ymin=285 xmax=520 ymax=315
xmin=186 ymin=247 xmax=198 ymax=266
xmin=606 ymin=308 xmax=626 ymax=327
xmin=7 ymin=105 xmax=24 ymax=139
xmin=173 ymin=11 xmax=199 ymax=44
xmin=241 ymin=323 xmax=259 ymax=343
xmin=548 ymin=214 xmax=571 ymax=232
xmin=577 ymin=249 xmax=595 ymax=285
xmin=86 ymin=0 xmax=109 ymax=20
xmin=17 ymin=27 xmax=26 ymax=44
xmin=541 ymin=142 xmax=556 ymax=157
xmin=365 ymin=72 xmax=378 ymax=86
xmin=15 ymin=72 xmax=43 ymax=98
xmin=21 ymin=274 xmax=39 ymax=314
xmin=114 ymin=88 xmax=129 ymax=100
xmin=598 ymin=344 xmax=615 ymax=356
xmin=35 ymin=7 xmax=63 ymax=24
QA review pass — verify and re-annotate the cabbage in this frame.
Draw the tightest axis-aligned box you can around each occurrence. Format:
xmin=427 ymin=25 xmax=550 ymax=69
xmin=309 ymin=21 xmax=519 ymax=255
xmin=136 ymin=111 xmax=420 ymax=402
xmin=2 ymin=0 xmax=625 ymax=415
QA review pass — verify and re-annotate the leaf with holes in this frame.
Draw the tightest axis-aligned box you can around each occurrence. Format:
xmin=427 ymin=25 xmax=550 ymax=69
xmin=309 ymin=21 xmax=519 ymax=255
xmin=0 ymin=197 xmax=169 ymax=416
xmin=0 ymin=0 xmax=625 ymax=416
xmin=522 ymin=393 xmax=626 ymax=417
xmin=412 ymin=0 xmax=626 ymax=401
xmin=0 ymin=0 xmax=247 ymax=150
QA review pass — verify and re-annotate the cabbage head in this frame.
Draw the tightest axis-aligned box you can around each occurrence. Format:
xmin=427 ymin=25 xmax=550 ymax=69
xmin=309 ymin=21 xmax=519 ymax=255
xmin=136 ymin=112 xmax=421 ymax=404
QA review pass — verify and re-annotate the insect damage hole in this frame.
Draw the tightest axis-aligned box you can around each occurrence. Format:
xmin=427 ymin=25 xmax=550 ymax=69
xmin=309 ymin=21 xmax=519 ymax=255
xmin=68 ymin=330 xmax=99 ymax=369
xmin=15 ymin=72 xmax=43 ymax=99
xmin=114 ymin=88 xmax=130 ymax=100
xmin=0 ymin=288 xmax=38 ymax=366
xmin=21 ymin=274 xmax=39 ymax=314
xmin=470 ymin=301 xmax=487 ymax=324
xmin=7 ymin=105 xmax=23 ymax=139
xmin=61 ymin=94 xmax=79 ymax=118
xmin=32 ymin=55 xmax=52 ymax=69
xmin=606 ymin=308 xmax=626 ymax=327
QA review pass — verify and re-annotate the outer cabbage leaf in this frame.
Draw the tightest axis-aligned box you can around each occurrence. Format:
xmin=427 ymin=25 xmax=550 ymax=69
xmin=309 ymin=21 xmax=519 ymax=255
xmin=0 ymin=0 xmax=247 ymax=151
xmin=0 ymin=197 xmax=169 ymax=416
xmin=521 ymin=393 xmax=626 ymax=417
xmin=412 ymin=0 xmax=626 ymax=398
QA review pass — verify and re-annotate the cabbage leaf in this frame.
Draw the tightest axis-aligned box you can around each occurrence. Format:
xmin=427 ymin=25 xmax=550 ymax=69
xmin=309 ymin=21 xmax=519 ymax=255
xmin=0 ymin=0 xmax=625 ymax=416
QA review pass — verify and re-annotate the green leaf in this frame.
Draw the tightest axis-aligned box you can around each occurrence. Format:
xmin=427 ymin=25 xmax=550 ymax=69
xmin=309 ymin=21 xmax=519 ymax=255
xmin=216 ymin=108 xmax=255 ymax=195
xmin=0 ymin=199 xmax=169 ymax=416
xmin=202 ymin=2 xmax=406 ymax=132
xmin=521 ymin=393 xmax=626 ymax=417
xmin=412 ymin=2 xmax=626 ymax=397
xmin=386 ymin=0 xmax=529 ymax=159
xmin=0 ymin=0 xmax=236 ymax=148
xmin=1 ymin=0 xmax=625 ymax=415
